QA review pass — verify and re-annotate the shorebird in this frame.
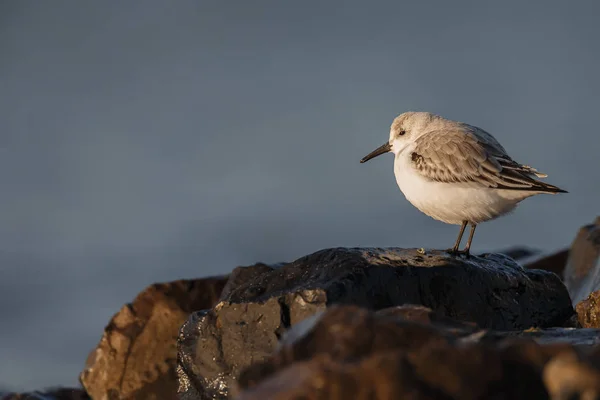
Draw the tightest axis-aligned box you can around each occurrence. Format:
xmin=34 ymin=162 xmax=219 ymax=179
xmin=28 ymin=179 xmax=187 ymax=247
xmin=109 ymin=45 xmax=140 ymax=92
xmin=360 ymin=112 xmax=566 ymax=256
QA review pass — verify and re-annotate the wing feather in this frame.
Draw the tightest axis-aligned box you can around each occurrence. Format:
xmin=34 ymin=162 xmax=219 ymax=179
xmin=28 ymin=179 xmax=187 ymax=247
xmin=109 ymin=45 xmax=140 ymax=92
xmin=411 ymin=128 xmax=566 ymax=193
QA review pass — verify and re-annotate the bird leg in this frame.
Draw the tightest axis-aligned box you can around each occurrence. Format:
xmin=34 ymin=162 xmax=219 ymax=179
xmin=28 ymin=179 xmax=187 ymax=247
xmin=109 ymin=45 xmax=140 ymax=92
xmin=461 ymin=223 xmax=477 ymax=256
xmin=446 ymin=221 xmax=468 ymax=254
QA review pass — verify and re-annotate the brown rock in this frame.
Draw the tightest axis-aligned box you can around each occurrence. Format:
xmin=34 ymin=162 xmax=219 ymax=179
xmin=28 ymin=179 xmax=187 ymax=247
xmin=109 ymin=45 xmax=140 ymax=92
xmin=237 ymin=305 xmax=453 ymax=391
xmin=236 ymin=352 xmax=453 ymax=400
xmin=236 ymin=305 xmax=575 ymax=400
xmin=177 ymin=247 xmax=573 ymax=399
xmin=543 ymin=351 xmax=600 ymax=400
xmin=80 ymin=277 xmax=227 ymax=400
xmin=576 ymin=291 xmax=600 ymax=328
xmin=375 ymin=304 xmax=479 ymax=335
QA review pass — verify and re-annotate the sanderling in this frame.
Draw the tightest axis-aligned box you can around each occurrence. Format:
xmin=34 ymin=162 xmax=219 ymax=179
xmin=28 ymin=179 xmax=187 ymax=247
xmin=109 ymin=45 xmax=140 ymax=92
xmin=360 ymin=111 xmax=566 ymax=256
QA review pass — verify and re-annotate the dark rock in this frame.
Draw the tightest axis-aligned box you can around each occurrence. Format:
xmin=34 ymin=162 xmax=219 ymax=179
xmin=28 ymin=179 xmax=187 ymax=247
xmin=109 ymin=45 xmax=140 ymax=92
xmin=563 ymin=216 xmax=600 ymax=304
xmin=236 ymin=305 xmax=592 ymax=400
xmin=0 ymin=388 xmax=90 ymax=400
xmin=224 ymin=248 xmax=572 ymax=329
xmin=219 ymin=263 xmax=281 ymax=301
xmin=177 ymin=247 xmax=573 ymax=399
xmin=80 ymin=276 xmax=228 ymax=400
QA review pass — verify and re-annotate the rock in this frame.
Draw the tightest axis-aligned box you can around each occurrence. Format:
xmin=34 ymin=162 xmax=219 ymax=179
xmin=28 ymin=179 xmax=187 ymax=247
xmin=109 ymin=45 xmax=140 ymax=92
xmin=576 ymin=291 xmax=600 ymax=328
xmin=80 ymin=277 xmax=228 ymax=400
xmin=543 ymin=350 xmax=600 ymax=400
xmin=489 ymin=327 xmax=600 ymax=346
xmin=177 ymin=247 xmax=573 ymax=399
xmin=0 ymin=388 xmax=90 ymax=400
xmin=563 ymin=216 xmax=600 ymax=304
xmin=236 ymin=305 xmax=465 ymax=394
xmin=236 ymin=305 xmax=594 ymax=400
xmin=374 ymin=304 xmax=479 ymax=336
xmin=525 ymin=249 xmax=569 ymax=276
xmin=562 ymin=217 xmax=600 ymax=328
xmin=224 ymin=248 xmax=572 ymax=329
xmin=236 ymin=351 xmax=450 ymax=400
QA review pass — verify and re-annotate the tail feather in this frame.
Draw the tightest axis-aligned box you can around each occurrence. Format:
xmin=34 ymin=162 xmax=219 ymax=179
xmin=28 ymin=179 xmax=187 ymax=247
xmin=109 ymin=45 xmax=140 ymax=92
xmin=495 ymin=158 xmax=567 ymax=193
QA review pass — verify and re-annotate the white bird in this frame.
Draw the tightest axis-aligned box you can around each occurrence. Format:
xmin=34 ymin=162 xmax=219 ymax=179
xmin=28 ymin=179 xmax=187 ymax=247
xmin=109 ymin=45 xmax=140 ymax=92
xmin=360 ymin=111 xmax=567 ymax=256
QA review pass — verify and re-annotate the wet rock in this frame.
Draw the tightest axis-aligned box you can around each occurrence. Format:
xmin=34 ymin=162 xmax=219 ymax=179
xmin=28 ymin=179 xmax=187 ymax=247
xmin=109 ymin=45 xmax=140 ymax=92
xmin=224 ymin=248 xmax=572 ymax=329
xmin=563 ymin=216 xmax=600 ymax=304
xmin=177 ymin=247 xmax=573 ymax=399
xmin=236 ymin=305 xmax=589 ymax=400
xmin=80 ymin=277 xmax=227 ymax=400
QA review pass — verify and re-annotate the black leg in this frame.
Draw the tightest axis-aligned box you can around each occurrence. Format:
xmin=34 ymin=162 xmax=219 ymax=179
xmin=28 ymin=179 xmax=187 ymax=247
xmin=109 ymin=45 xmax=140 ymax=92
xmin=462 ymin=223 xmax=477 ymax=256
xmin=447 ymin=221 xmax=468 ymax=254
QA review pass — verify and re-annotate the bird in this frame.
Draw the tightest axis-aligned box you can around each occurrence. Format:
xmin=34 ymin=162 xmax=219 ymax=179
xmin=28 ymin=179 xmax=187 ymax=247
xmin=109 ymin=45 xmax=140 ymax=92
xmin=360 ymin=111 xmax=567 ymax=256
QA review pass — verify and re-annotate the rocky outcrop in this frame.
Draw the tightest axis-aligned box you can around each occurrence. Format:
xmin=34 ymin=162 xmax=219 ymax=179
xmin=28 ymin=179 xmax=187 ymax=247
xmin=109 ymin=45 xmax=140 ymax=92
xmin=177 ymin=247 xmax=574 ymax=399
xmin=235 ymin=305 xmax=600 ymax=400
xmin=562 ymin=217 xmax=600 ymax=327
xmin=80 ymin=277 xmax=228 ymax=400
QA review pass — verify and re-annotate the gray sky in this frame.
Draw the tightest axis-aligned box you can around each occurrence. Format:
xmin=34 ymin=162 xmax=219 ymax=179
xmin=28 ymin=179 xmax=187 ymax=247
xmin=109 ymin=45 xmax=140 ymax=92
xmin=1 ymin=0 xmax=599 ymax=390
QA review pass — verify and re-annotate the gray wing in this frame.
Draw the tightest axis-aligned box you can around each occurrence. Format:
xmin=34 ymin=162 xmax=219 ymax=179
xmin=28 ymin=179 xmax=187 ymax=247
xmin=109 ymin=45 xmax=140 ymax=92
xmin=411 ymin=127 xmax=566 ymax=193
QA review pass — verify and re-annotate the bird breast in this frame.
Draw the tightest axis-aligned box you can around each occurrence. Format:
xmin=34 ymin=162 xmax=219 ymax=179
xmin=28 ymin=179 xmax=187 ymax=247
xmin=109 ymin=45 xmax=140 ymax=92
xmin=393 ymin=149 xmax=521 ymax=225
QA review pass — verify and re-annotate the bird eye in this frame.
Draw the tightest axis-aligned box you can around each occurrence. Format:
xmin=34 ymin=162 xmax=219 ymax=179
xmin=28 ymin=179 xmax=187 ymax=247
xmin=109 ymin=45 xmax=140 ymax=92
xmin=398 ymin=130 xmax=406 ymax=136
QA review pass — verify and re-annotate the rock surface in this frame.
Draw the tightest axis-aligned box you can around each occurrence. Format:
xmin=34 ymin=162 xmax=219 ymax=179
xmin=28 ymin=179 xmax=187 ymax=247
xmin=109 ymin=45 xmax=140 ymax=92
xmin=177 ymin=247 xmax=574 ymax=399
xmin=577 ymin=291 xmax=600 ymax=328
xmin=236 ymin=305 xmax=600 ymax=400
xmin=80 ymin=277 xmax=228 ymax=400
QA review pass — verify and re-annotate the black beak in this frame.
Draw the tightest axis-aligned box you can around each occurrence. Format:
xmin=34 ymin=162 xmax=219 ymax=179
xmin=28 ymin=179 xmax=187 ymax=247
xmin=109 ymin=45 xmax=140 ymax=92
xmin=360 ymin=142 xmax=392 ymax=163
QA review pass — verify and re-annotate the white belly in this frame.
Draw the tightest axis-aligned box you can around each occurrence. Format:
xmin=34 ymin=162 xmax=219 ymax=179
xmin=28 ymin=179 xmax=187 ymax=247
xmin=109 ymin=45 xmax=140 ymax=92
xmin=393 ymin=151 xmax=532 ymax=225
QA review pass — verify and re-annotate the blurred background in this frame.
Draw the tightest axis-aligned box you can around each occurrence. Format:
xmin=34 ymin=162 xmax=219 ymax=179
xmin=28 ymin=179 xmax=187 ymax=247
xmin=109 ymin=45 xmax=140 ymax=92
xmin=1 ymin=0 xmax=598 ymax=391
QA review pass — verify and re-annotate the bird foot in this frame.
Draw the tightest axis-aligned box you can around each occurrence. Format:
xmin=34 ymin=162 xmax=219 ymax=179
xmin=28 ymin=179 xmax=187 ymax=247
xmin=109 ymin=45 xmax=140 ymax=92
xmin=445 ymin=248 xmax=471 ymax=258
